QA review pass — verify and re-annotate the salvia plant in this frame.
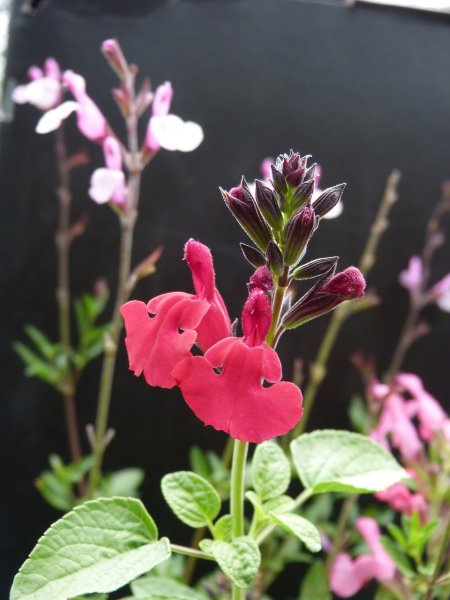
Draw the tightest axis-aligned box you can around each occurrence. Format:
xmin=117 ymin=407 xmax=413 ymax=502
xmin=9 ymin=40 xmax=450 ymax=600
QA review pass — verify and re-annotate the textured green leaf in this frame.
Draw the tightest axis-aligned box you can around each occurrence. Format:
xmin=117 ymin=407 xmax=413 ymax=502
xmin=161 ymin=471 xmax=221 ymax=528
xmin=252 ymin=441 xmax=291 ymax=501
xmin=131 ymin=575 xmax=207 ymax=599
xmin=264 ymin=495 xmax=295 ymax=514
xmin=380 ymin=536 xmax=415 ymax=577
xmin=291 ymin=430 xmax=408 ymax=494
xmin=14 ymin=342 xmax=62 ymax=385
xmin=269 ymin=513 xmax=321 ymax=552
xmin=211 ymin=537 xmax=261 ymax=589
xmin=213 ymin=515 xmax=233 ymax=541
xmin=10 ymin=498 xmax=170 ymax=600
xmin=24 ymin=325 xmax=56 ymax=359
xmin=298 ymin=562 xmax=331 ymax=600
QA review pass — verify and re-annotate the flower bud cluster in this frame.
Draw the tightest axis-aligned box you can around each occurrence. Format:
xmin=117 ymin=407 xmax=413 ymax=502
xmin=222 ymin=150 xmax=364 ymax=329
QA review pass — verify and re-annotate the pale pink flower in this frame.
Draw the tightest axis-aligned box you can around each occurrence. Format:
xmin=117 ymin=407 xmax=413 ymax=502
xmin=89 ymin=136 xmax=126 ymax=206
xmin=62 ymin=70 xmax=108 ymax=142
xmin=260 ymin=157 xmax=274 ymax=181
xmin=144 ymin=82 xmax=203 ymax=154
xmin=146 ymin=114 xmax=204 ymax=153
xmin=35 ymin=101 xmax=78 ymax=134
xmin=399 ymin=256 xmax=423 ymax=291
xmin=13 ymin=58 xmax=62 ymax=111
xmin=330 ymin=517 xmax=395 ymax=598
xmin=428 ymin=273 xmax=450 ymax=312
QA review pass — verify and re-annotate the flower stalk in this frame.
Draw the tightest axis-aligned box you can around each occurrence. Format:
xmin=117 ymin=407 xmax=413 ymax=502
xmin=54 ymin=124 xmax=82 ymax=464
xmin=86 ymin=75 xmax=142 ymax=499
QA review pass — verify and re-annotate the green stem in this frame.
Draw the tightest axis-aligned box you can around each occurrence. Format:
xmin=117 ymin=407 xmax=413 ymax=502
xmin=86 ymin=82 xmax=142 ymax=498
xmin=266 ymin=268 xmax=288 ymax=348
xmin=230 ymin=439 xmax=249 ymax=600
xmin=324 ymin=495 xmax=357 ymax=574
xmin=425 ymin=515 xmax=450 ymax=600
xmin=171 ymin=543 xmax=215 ymax=561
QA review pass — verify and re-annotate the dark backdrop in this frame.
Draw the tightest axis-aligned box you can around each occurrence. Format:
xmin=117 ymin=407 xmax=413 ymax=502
xmin=1 ymin=0 xmax=450 ymax=598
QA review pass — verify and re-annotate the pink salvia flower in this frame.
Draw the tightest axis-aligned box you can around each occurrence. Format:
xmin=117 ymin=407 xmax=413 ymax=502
xmin=396 ymin=373 xmax=448 ymax=442
xmin=63 ymin=70 xmax=108 ymax=142
xmin=248 ymin=265 xmax=273 ymax=293
xmin=330 ymin=517 xmax=396 ymax=598
xmin=399 ymin=256 xmax=423 ymax=291
xmin=120 ymin=240 xmax=231 ymax=389
xmin=172 ymin=289 xmax=303 ymax=443
xmin=371 ymin=392 xmax=423 ymax=461
xmin=13 ymin=57 xmax=62 ymax=111
xmin=89 ymin=136 xmax=127 ymax=206
xmin=144 ymin=82 xmax=203 ymax=154
xmin=375 ymin=482 xmax=427 ymax=522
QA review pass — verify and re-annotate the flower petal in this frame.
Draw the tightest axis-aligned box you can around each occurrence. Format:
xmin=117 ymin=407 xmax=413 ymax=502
xmin=121 ymin=295 xmax=209 ymax=389
xmin=88 ymin=168 xmax=125 ymax=204
xmin=149 ymin=114 xmax=204 ymax=152
xmin=13 ymin=78 xmax=61 ymax=111
xmin=172 ymin=338 xmax=302 ymax=442
xmin=35 ymin=101 xmax=78 ymax=134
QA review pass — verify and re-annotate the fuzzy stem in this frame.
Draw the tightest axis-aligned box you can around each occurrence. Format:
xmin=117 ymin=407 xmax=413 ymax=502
xmin=86 ymin=76 xmax=142 ymax=499
xmin=425 ymin=515 xmax=450 ymax=600
xmin=230 ymin=439 xmax=249 ymax=600
xmin=54 ymin=125 xmax=82 ymax=464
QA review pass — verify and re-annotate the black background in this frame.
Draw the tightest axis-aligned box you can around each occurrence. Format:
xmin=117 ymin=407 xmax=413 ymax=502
xmin=1 ymin=0 xmax=450 ymax=598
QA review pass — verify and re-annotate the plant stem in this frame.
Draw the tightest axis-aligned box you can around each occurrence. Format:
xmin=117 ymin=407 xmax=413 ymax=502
xmin=54 ymin=125 xmax=82 ymax=463
xmin=230 ymin=439 xmax=249 ymax=600
xmin=324 ymin=495 xmax=357 ymax=574
xmin=86 ymin=79 xmax=142 ymax=498
xmin=266 ymin=268 xmax=288 ymax=349
xmin=425 ymin=514 xmax=450 ymax=600
xmin=291 ymin=170 xmax=401 ymax=437
xmin=170 ymin=543 xmax=215 ymax=561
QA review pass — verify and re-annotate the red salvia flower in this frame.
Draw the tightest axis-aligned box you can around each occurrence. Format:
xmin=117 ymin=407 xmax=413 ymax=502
xmin=120 ymin=239 xmax=231 ymax=389
xmin=172 ymin=290 xmax=303 ymax=443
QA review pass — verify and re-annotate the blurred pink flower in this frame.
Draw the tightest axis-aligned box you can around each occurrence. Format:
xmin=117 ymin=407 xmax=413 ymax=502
xmin=89 ymin=136 xmax=127 ymax=206
xmin=13 ymin=58 xmax=62 ymax=111
xmin=144 ymin=82 xmax=203 ymax=154
xmin=375 ymin=482 xmax=427 ymax=522
xmin=399 ymin=256 xmax=423 ymax=291
xmin=330 ymin=517 xmax=396 ymax=598
xmin=62 ymin=70 xmax=108 ymax=142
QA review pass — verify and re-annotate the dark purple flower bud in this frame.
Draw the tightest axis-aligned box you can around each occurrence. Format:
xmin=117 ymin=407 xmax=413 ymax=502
xmin=266 ymin=240 xmax=284 ymax=277
xmin=221 ymin=185 xmax=272 ymax=251
xmin=254 ymin=179 xmax=283 ymax=229
xmin=278 ymin=150 xmax=310 ymax=187
xmin=283 ymin=206 xmax=317 ymax=266
xmin=282 ymin=266 xmax=366 ymax=328
xmin=240 ymin=243 xmax=266 ymax=269
xmin=271 ymin=164 xmax=288 ymax=195
xmin=248 ymin=265 xmax=274 ymax=293
xmin=313 ymin=183 xmax=346 ymax=219
xmin=292 ymin=177 xmax=315 ymax=211
xmin=291 ymin=256 xmax=338 ymax=280
xmin=304 ymin=163 xmax=317 ymax=183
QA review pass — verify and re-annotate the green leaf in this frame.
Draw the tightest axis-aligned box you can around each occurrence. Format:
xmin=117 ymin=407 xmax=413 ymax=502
xmin=71 ymin=595 xmax=108 ymax=600
xmin=101 ymin=468 xmax=145 ymax=497
xmin=213 ymin=515 xmax=233 ymax=541
xmin=189 ymin=446 xmax=211 ymax=479
xmin=34 ymin=471 xmax=73 ymax=511
xmin=264 ymin=495 xmax=295 ymax=515
xmin=14 ymin=342 xmax=63 ymax=386
xmin=251 ymin=441 xmax=291 ymax=501
xmin=24 ymin=325 xmax=56 ymax=359
xmin=291 ymin=430 xmax=408 ymax=494
xmin=348 ymin=394 xmax=369 ymax=433
xmin=10 ymin=497 xmax=170 ymax=600
xmin=380 ymin=536 xmax=415 ymax=578
xmin=161 ymin=471 xmax=221 ymax=528
xmin=298 ymin=562 xmax=331 ymax=600
xmin=269 ymin=513 xmax=321 ymax=553
xmin=131 ymin=575 xmax=207 ymax=599
xmin=211 ymin=537 xmax=261 ymax=589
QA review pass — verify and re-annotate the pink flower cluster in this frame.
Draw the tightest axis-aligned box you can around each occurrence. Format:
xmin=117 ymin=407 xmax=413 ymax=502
xmin=13 ymin=42 xmax=204 ymax=209
xmin=370 ymin=373 xmax=450 ymax=463
xmin=120 ymin=240 xmax=303 ymax=443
